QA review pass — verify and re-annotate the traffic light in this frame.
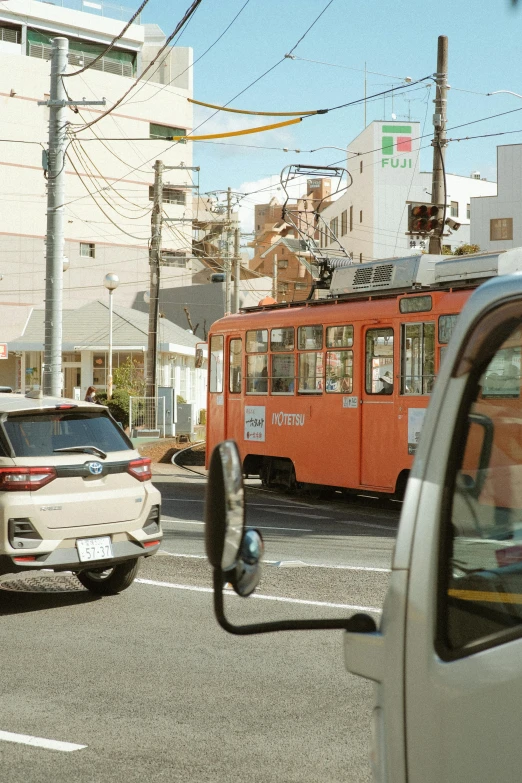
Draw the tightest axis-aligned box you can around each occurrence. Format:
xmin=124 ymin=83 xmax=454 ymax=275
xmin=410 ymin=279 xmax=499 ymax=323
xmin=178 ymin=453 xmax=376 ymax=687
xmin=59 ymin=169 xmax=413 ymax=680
xmin=407 ymin=203 xmax=443 ymax=235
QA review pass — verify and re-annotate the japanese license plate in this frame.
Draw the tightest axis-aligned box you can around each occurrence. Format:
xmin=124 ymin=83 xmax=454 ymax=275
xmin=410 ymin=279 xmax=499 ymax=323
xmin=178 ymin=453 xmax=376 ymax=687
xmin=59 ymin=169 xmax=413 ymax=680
xmin=77 ymin=536 xmax=113 ymax=563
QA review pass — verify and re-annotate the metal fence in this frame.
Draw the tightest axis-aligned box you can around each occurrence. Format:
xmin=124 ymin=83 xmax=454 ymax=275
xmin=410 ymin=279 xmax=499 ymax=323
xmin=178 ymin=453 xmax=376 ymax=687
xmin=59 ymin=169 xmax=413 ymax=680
xmin=129 ymin=396 xmax=165 ymax=438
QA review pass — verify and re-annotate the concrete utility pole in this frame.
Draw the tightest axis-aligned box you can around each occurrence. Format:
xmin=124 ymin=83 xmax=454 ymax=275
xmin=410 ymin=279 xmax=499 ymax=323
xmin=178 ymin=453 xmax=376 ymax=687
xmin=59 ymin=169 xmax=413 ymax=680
xmin=39 ymin=38 xmax=105 ymax=397
xmin=225 ymin=186 xmax=232 ymax=315
xmin=146 ymin=160 xmax=164 ymax=400
xmin=429 ymin=35 xmax=448 ymax=255
xmin=272 ymin=253 xmax=278 ymax=299
xmin=233 ymin=226 xmax=240 ymax=313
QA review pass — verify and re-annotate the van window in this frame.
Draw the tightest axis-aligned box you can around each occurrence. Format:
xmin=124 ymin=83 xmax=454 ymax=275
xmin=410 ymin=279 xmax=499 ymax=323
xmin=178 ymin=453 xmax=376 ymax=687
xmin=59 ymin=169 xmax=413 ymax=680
xmin=326 ymin=351 xmax=353 ymax=393
xmin=298 ymin=325 xmax=323 ymax=351
xmin=439 ymin=321 xmax=522 ymax=656
xmin=271 ymin=355 xmax=295 ymax=394
xmin=246 ymin=355 xmax=268 ymax=394
xmin=209 ymin=335 xmax=224 ymax=393
xmin=326 ymin=325 xmax=353 ymax=348
xmin=298 ymin=353 xmax=323 ymax=393
xmin=246 ymin=330 xmax=268 ymax=353
xmin=270 ymin=328 xmax=294 ymax=352
xmin=365 ymin=328 xmax=394 ymax=394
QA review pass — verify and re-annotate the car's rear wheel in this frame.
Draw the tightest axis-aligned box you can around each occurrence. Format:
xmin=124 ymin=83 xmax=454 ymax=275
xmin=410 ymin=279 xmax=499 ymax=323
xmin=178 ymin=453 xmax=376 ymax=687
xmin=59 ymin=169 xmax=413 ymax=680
xmin=76 ymin=558 xmax=140 ymax=595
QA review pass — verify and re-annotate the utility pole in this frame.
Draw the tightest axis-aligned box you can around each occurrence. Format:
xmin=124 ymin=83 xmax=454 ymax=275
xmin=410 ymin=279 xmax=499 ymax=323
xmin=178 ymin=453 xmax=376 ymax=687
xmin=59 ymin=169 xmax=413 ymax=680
xmin=233 ymin=226 xmax=240 ymax=313
xmin=225 ymin=186 xmax=232 ymax=315
xmin=146 ymin=160 xmax=163 ymax=400
xmin=429 ymin=35 xmax=448 ymax=255
xmin=146 ymin=162 xmax=200 ymax=399
xmin=272 ymin=253 xmax=278 ymax=299
xmin=38 ymin=38 xmax=105 ymax=397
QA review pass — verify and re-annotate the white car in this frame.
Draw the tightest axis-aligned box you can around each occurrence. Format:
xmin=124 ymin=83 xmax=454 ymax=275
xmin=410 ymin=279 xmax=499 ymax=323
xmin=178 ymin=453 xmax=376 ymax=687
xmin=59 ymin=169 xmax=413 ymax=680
xmin=0 ymin=390 xmax=162 ymax=595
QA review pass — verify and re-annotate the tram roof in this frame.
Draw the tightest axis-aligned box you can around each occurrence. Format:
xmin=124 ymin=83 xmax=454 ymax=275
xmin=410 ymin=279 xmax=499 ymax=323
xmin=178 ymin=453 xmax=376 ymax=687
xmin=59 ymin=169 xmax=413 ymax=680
xmin=240 ymin=247 xmax=522 ymax=314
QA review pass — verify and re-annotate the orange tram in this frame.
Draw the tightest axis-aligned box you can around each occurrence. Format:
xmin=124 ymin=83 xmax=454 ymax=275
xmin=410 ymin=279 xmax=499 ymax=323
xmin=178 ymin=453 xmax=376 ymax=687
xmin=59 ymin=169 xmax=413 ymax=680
xmin=206 ymin=250 xmax=522 ymax=498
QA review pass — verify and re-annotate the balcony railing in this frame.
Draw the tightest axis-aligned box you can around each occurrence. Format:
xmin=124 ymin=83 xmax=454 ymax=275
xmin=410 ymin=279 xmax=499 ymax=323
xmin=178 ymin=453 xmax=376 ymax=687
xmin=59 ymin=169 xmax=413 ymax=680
xmin=34 ymin=0 xmax=139 ymax=23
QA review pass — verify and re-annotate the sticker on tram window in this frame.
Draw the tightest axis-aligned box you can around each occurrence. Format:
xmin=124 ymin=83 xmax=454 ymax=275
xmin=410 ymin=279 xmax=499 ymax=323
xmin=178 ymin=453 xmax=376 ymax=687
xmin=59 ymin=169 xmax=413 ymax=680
xmin=244 ymin=406 xmax=265 ymax=442
xmin=408 ymin=408 xmax=426 ymax=454
xmin=399 ymin=295 xmax=432 ymax=314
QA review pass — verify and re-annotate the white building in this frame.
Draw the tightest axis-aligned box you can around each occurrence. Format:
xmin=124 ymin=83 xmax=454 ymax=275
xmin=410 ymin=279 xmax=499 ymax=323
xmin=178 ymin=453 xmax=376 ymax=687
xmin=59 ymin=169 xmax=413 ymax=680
xmin=0 ymin=0 xmax=194 ymax=307
xmin=471 ymin=144 xmax=522 ymax=252
xmin=321 ymin=121 xmax=496 ymax=262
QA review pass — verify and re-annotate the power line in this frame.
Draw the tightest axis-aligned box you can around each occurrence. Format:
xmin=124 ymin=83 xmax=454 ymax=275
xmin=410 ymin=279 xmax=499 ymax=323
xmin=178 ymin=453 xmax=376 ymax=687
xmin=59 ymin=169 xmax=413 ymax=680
xmin=71 ymin=0 xmax=203 ymax=131
xmin=63 ymin=0 xmax=151 ymax=78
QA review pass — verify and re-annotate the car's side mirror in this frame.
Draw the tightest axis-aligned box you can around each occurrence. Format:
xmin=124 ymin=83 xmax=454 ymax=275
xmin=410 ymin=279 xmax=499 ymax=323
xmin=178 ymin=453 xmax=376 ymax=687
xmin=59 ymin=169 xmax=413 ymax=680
xmin=204 ymin=440 xmax=377 ymax=636
xmin=205 ymin=440 xmax=263 ymax=598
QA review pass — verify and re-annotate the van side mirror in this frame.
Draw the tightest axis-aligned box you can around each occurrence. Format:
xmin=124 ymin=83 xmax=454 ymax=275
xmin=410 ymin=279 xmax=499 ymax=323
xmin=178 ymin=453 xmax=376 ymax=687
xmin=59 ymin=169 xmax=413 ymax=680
xmin=205 ymin=440 xmax=377 ymax=636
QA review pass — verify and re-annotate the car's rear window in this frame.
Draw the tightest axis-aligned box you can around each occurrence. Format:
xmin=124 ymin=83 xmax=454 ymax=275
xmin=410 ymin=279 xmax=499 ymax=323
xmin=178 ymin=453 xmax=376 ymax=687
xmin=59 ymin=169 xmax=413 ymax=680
xmin=2 ymin=411 xmax=131 ymax=457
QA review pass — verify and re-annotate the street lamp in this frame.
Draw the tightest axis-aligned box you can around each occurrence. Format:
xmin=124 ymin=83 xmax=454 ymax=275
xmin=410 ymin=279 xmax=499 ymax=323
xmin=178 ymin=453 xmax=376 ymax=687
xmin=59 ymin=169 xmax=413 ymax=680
xmin=104 ymin=273 xmax=119 ymax=400
xmin=487 ymin=90 xmax=522 ymax=99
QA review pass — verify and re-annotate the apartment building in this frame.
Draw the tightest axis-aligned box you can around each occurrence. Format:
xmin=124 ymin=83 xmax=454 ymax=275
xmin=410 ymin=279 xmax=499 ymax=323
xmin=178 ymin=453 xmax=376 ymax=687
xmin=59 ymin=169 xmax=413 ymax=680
xmin=0 ymin=0 xmax=193 ymax=307
xmin=471 ymin=144 xmax=522 ymax=252
xmin=320 ymin=121 xmax=496 ymax=262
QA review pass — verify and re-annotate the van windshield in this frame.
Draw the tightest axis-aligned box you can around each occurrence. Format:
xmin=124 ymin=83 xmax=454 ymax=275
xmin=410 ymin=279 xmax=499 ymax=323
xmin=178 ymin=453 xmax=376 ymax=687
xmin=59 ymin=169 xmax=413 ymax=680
xmin=2 ymin=411 xmax=131 ymax=457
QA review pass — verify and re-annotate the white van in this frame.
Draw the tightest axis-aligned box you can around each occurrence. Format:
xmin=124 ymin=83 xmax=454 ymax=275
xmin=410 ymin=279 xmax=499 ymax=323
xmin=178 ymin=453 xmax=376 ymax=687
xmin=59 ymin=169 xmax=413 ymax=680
xmin=204 ymin=271 xmax=522 ymax=783
xmin=0 ymin=392 xmax=162 ymax=595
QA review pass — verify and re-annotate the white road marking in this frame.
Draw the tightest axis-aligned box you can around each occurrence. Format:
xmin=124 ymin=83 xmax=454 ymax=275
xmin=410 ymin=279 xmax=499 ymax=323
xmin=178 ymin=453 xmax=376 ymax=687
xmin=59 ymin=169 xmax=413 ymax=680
xmin=266 ymin=509 xmax=330 ymax=520
xmin=161 ymin=518 xmax=313 ymax=532
xmin=136 ymin=578 xmax=382 ymax=614
xmin=158 ymin=550 xmax=391 ymax=572
xmin=0 ymin=731 xmax=86 ymax=752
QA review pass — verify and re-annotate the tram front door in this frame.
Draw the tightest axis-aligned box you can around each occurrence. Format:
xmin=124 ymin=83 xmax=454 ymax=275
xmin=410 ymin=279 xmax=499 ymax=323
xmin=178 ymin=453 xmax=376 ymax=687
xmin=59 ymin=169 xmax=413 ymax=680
xmin=360 ymin=326 xmax=397 ymax=491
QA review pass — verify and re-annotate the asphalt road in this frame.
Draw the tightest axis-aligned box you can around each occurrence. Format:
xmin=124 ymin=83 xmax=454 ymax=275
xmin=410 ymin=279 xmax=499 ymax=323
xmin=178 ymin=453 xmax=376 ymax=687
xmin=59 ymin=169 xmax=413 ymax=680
xmin=0 ymin=470 xmax=399 ymax=783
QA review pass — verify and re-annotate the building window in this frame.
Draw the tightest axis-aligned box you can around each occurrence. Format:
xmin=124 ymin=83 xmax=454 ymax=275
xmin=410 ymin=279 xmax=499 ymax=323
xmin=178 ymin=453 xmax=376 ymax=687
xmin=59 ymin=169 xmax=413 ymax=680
xmin=360 ymin=210 xmax=363 ymax=223
xmin=330 ymin=217 xmax=339 ymax=238
xmin=350 ymin=206 xmax=353 ymax=232
xmin=491 ymin=218 xmax=513 ymax=241
xmin=450 ymin=201 xmax=459 ymax=218
xmin=277 ymin=282 xmax=289 ymax=295
xmin=149 ymin=123 xmax=187 ymax=141
xmin=360 ymin=160 xmax=363 ymax=174
xmin=149 ymin=186 xmax=186 ymax=205
xmin=161 ymin=251 xmax=187 ymax=267
xmin=341 ymin=210 xmax=348 ymax=236
xmin=359 ymin=253 xmax=363 ymax=263
xmin=466 ymin=203 xmax=470 ymax=220
xmin=0 ymin=24 xmax=21 ymax=44
xmin=277 ymin=258 xmax=288 ymax=269
xmin=80 ymin=242 xmax=95 ymax=258
xmin=295 ymin=282 xmax=307 ymax=291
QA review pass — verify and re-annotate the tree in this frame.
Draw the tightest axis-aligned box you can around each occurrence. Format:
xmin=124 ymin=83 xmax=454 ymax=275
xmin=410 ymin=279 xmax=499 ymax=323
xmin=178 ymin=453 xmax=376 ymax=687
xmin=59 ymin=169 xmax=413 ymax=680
xmin=452 ymin=244 xmax=480 ymax=256
xmin=113 ymin=357 xmax=146 ymax=396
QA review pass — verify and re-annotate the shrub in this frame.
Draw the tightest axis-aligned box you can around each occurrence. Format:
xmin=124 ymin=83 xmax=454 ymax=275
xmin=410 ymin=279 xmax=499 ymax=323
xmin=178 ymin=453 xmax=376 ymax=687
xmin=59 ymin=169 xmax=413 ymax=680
xmin=96 ymin=389 xmax=130 ymax=428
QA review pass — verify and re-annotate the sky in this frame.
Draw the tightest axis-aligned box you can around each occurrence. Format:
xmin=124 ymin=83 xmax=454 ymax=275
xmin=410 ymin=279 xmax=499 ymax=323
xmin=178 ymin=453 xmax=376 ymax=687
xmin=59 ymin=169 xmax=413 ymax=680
xmin=141 ymin=0 xmax=522 ymax=234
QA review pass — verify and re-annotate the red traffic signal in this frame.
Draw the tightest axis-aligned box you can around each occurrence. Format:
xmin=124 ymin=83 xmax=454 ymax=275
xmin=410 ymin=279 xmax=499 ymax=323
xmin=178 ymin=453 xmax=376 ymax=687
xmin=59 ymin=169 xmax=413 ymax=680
xmin=408 ymin=203 xmax=443 ymax=235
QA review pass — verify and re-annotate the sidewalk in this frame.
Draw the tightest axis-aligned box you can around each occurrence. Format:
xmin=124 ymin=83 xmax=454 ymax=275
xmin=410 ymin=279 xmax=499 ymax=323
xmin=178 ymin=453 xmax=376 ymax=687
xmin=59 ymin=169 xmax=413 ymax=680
xmin=151 ymin=461 xmax=207 ymax=477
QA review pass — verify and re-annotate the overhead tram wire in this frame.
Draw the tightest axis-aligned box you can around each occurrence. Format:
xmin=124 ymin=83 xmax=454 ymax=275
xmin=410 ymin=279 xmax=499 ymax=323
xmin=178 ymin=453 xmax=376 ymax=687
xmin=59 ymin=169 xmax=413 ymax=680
xmin=70 ymin=0 xmax=204 ymax=132
xmin=63 ymin=0 xmax=151 ymax=78
xmin=121 ymin=0 xmax=252 ymax=109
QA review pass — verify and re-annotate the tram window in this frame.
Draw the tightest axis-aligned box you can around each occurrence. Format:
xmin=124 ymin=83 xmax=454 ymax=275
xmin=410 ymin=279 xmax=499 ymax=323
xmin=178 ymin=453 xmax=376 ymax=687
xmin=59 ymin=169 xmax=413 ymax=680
xmin=272 ymin=355 xmax=295 ymax=394
xmin=246 ymin=329 xmax=268 ymax=353
xmin=326 ymin=325 xmax=353 ymax=348
xmin=365 ymin=329 xmax=394 ymax=395
xmin=326 ymin=351 xmax=353 ymax=393
xmin=270 ymin=328 xmax=294 ymax=352
xmin=298 ymin=325 xmax=323 ymax=351
xmin=401 ymin=322 xmax=435 ymax=395
xmin=229 ymin=339 xmax=242 ymax=394
xmin=298 ymin=353 xmax=324 ymax=393
xmin=209 ymin=335 xmax=224 ymax=393
xmin=439 ymin=314 xmax=459 ymax=344
xmin=399 ymin=295 xmax=432 ymax=314
xmin=246 ymin=355 xmax=268 ymax=394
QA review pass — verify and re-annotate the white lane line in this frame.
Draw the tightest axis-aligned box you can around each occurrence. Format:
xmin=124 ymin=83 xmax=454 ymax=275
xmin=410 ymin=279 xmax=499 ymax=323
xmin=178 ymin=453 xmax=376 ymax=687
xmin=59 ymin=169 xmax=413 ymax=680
xmin=266 ymin=509 xmax=330 ymax=520
xmin=136 ymin=578 xmax=382 ymax=614
xmin=161 ymin=518 xmax=313 ymax=532
xmin=158 ymin=550 xmax=390 ymax=572
xmin=0 ymin=731 xmax=86 ymax=752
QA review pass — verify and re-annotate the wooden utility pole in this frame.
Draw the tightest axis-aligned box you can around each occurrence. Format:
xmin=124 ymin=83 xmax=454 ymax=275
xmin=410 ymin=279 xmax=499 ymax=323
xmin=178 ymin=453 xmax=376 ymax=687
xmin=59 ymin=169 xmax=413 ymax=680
xmin=233 ymin=226 xmax=240 ymax=313
xmin=429 ymin=35 xmax=448 ymax=254
xmin=225 ymin=186 xmax=232 ymax=315
xmin=146 ymin=160 xmax=163 ymax=399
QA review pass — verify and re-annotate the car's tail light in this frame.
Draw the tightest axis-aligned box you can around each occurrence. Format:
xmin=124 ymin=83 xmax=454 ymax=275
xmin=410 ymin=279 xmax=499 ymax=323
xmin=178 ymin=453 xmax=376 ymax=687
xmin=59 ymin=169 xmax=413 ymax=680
xmin=127 ymin=458 xmax=152 ymax=482
xmin=0 ymin=467 xmax=57 ymax=491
